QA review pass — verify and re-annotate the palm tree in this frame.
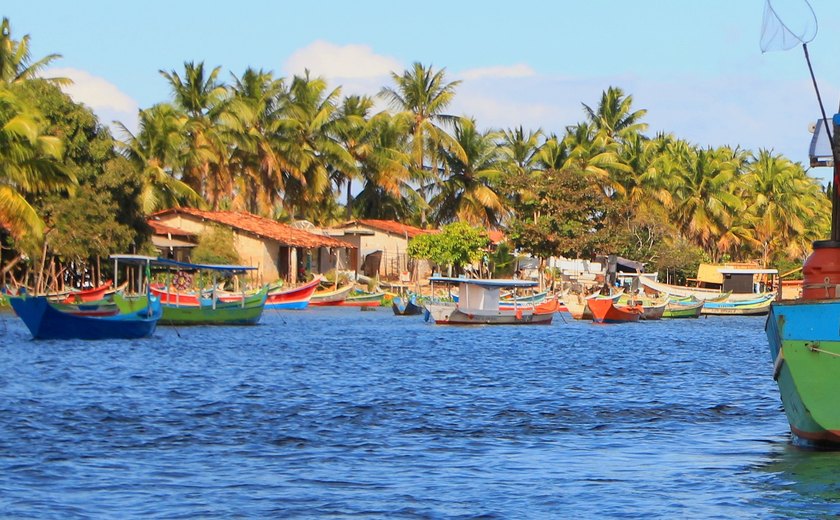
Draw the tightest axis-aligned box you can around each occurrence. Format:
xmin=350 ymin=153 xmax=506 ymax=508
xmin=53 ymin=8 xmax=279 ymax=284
xmin=582 ymin=86 xmax=648 ymax=142
xmin=159 ymin=61 xmax=229 ymax=206
xmin=379 ymin=62 xmax=465 ymax=224
xmin=667 ymin=145 xmax=743 ymax=259
xmin=741 ymin=149 xmax=829 ymax=263
xmin=278 ymin=71 xmax=355 ymax=224
xmin=116 ymin=103 xmax=204 ymax=213
xmin=0 ymin=86 xmax=74 ymax=241
xmin=224 ymin=68 xmax=290 ymax=215
xmin=351 ymin=111 xmax=416 ymax=221
xmin=0 ymin=18 xmax=68 ymax=86
xmin=428 ymin=118 xmax=506 ymax=227
xmin=498 ymin=126 xmax=544 ymax=223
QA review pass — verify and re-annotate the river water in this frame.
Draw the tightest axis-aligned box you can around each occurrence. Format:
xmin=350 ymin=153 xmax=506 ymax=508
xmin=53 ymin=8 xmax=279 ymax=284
xmin=0 ymin=308 xmax=837 ymax=518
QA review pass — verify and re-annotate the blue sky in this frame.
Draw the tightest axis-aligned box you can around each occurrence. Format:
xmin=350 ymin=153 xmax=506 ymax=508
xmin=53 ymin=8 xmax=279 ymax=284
xmin=6 ymin=1 xmax=840 ymax=181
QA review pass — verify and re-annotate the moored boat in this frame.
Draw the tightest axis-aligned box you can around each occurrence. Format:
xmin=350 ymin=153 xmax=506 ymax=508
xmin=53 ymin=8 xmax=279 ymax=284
xmin=392 ymin=294 xmax=424 ymax=316
xmin=265 ymin=277 xmax=322 ymax=310
xmin=7 ymin=255 xmax=161 ymax=340
xmin=587 ymin=297 xmax=643 ymax=324
xmin=426 ymin=277 xmax=553 ymax=325
xmin=309 ymin=282 xmax=355 ymax=306
xmin=340 ymin=289 xmax=385 ymax=307
xmin=701 ymin=293 xmax=774 ymax=316
xmin=662 ymin=298 xmax=704 ymax=319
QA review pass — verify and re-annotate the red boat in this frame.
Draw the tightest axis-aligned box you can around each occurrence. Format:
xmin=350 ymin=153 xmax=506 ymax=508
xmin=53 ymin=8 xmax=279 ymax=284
xmin=59 ymin=281 xmax=113 ymax=304
xmin=587 ymin=297 xmax=643 ymax=323
xmin=265 ymin=278 xmax=321 ymax=310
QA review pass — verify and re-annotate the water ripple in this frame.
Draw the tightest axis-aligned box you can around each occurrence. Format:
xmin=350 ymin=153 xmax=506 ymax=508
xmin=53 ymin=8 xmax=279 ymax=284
xmin=0 ymin=309 xmax=834 ymax=517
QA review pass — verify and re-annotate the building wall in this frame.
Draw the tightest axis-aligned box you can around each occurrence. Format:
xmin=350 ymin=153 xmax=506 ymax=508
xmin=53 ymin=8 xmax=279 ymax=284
xmin=154 ymin=214 xmax=280 ymax=283
xmin=343 ymin=229 xmax=412 ymax=279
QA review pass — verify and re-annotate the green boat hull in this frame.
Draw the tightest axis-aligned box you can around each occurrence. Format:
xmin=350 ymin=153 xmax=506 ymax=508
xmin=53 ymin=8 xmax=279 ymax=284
xmin=115 ymin=289 xmax=267 ymax=326
xmin=661 ymin=305 xmax=702 ymax=318
xmin=766 ymin=300 xmax=840 ymax=445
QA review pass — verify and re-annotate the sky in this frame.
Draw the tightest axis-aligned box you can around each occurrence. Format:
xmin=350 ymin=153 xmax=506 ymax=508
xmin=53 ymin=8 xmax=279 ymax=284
xmin=6 ymin=0 xmax=840 ymax=182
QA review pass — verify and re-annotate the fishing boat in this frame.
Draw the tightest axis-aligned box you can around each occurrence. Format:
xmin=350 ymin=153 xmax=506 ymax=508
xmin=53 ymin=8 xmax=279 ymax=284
xmin=619 ymin=294 xmax=667 ymax=320
xmin=587 ymin=296 xmax=643 ymax=324
xmin=662 ymin=298 xmax=704 ymax=319
xmin=309 ymin=282 xmax=355 ymax=306
xmin=563 ymin=292 xmax=594 ymax=320
xmin=702 ymin=293 xmax=774 ymax=316
xmin=7 ymin=255 xmax=161 ymax=340
xmin=130 ymin=258 xmax=267 ymax=326
xmin=339 ymin=289 xmax=385 ymax=307
xmin=265 ymin=277 xmax=322 ymax=310
xmin=760 ymin=3 xmax=840 ymax=446
xmin=639 ymin=277 xmax=732 ymax=301
xmin=425 ymin=277 xmax=553 ymax=325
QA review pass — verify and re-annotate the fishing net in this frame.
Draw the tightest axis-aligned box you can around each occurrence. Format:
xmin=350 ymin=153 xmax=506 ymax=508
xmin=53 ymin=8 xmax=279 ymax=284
xmin=760 ymin=0 xmax=817 ymax=52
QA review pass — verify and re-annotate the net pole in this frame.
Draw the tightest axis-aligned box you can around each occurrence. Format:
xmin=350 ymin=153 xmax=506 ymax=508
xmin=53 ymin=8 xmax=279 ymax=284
xmin=802 ymin=43 xmax=840 ymax=240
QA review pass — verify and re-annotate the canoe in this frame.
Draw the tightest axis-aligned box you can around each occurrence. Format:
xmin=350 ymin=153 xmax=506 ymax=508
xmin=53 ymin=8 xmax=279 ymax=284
xmin=309 ymin=283 xmax=355 ymax=306
xmin=701 ymin=293 xmax=774 ymax=316
xmin=618 ymin=295 xmax=667 ymax=320
xmin=265 ymin=277 xmax=321 ymax=310
xmin=587 ymin=297 xmax=643 ymax=323
xmin=8 ymin=290 xmax=161 ymax=340
xmin=392 ymin=295 xmax=424 ymax=316
xmin=340 ymin=290 xmax=385 ymax=307
xmin=662 ymin=298 xmax=704 ymax=318
xmin=638 ymin=277 xmax=765 ymax=302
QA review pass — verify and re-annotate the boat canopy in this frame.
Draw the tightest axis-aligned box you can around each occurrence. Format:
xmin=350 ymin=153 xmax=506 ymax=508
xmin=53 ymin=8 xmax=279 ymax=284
xmin=428 ymin=276 xmax=538 ymax=288
xmin=110 ymin=255 xmax=257 ymax=273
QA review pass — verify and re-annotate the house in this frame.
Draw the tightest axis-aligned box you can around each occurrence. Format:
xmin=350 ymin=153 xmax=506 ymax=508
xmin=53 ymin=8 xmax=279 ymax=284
xmin=149 ymin=208 xmax=354 ymax=283
xmin=325 ymin=219 xmax=434 ymax=281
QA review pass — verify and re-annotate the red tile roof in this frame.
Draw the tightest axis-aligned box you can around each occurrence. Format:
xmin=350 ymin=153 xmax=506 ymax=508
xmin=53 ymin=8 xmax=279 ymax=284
xmin=151 ymin=208 xmax=355 ymax=249
xmin=339 ymin=219 xmax=432 ymax=238
xmin=148 ymin=220 xmax=195 ymax=237
xmin=488 ymin=230 xmax=506 ymax=244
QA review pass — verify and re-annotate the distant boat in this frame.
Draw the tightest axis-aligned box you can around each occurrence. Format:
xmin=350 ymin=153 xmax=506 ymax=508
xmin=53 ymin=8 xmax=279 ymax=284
xmin=662 ymin=298 xmax=704 ymax=319
xmin=309 ymin=282 xmax=355 ymax=306
xmin=392 ymin=294 xmax=424 ymax=316
xmin=264 ymin=277 xmax=322 ymax=310
xmin=640 ymin=277 xmax=747 ymax=301
xmin=619 ymin=294 xmax=667 ymax=320
xmin=340 ymin=289 xmax=385 ymax=307
xmin=587 ymin=296 xmax=643 ymax=324
xmin=701 ymin=293 xmax=774 ymax=316
xmin=57 ymin=281 xmax=114 ymax=304
xmin=426 ymin=277 xmax=554 ymax=325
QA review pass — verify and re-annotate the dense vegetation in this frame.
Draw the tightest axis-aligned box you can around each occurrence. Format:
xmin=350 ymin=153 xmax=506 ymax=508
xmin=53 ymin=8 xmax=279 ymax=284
xmin=0 ymin=17 xmax=830 ymax=288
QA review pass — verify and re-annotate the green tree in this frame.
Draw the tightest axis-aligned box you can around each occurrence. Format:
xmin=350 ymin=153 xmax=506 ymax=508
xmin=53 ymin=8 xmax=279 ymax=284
xmin=407 ymin=221 xmax=489 ymax=273
xmin=191 ymin=225 xmax=241 ymax=265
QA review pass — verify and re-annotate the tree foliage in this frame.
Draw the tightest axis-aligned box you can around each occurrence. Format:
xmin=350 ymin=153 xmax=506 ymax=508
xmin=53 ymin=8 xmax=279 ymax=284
xmin=407 ymin=221 xmax=489 ymax=271
xmin=190 ymin=225 xmax=241 ymax=265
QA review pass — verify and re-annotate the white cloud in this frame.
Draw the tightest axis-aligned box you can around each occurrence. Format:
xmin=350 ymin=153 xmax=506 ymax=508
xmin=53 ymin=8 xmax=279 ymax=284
xmin=45 ymin=67 xmax=140 ymax=135
xmin=283 ymin=40 xmax=402 ymax=80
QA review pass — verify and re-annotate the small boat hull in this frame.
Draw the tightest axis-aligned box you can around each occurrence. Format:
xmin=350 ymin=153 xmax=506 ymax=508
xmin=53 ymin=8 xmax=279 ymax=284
xmin=701 ymin=295 xmax=773 ymax=316
xmin=587 ymin=298 xmax=642 ymax=323
xmin=265 ymin=278 xmax=320 ymax=310
xmin=766 ymin=299 xmax=840 ymax=446
xmin=392 ymin=296 xmax=424 ymax=316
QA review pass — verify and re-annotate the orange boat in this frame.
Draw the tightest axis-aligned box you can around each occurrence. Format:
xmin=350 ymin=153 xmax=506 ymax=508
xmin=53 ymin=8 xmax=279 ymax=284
xmin=59 ymin=281 xmax=113 ymax=304
xmin=587 ymin=297 xmax=643 ymax=323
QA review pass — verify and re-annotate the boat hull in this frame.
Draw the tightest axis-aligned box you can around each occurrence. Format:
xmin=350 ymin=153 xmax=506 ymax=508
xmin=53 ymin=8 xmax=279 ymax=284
xmin=265 ymin=278 xmax=320 ymax=310
xmin=587 ymin=298 xmax=642 ymax=323
xmin=153 ymin=288 xmax=268 ymax=325
xmin=662 ymin=301 xmax=704 ymax=318
xmin=702 ymin=296 xmax=773 ymax=316
xmin=767 ymin=300 xmax=840 ymax=445
xmin=392 ymin=296 xmax=424 ymax=316
xmin=9 ymin=294 xmax=160 ymax=340
xmin=428 ymin=304 xmax=553 ymax=325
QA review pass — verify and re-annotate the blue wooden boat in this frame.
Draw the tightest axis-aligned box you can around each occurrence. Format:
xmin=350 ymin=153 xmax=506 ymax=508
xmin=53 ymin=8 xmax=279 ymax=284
xmin=392 ymin=294 xmax=424 ymax=316
xmin=7 ymin=290 xmax=161 ymax=340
